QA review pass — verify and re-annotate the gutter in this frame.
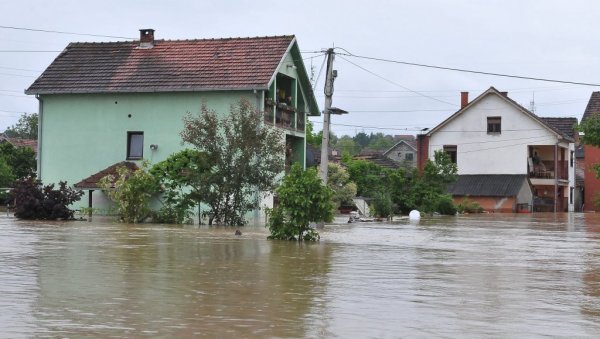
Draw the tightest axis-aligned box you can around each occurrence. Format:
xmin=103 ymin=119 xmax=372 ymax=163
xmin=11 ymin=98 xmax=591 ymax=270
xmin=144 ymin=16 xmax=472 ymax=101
xmin=36 ymin=95 xmax=43 ymax=181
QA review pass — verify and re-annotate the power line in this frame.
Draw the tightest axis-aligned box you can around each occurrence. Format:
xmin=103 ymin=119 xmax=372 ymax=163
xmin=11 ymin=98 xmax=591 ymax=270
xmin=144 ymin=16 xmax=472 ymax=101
xmin=0 ymin=25 xmax=134 ymax=39
xmin=0 ymin=50 xmax=62 ymax=53
xmin=337 ymin=51 xmax=600 ymax=87
xmin=337 ymin=55 xmax=457 ymax=107
xmin=0 ymin=72 xmax=36 ymax=78
xmin=0 ymin=66 xmax=42 ymax=72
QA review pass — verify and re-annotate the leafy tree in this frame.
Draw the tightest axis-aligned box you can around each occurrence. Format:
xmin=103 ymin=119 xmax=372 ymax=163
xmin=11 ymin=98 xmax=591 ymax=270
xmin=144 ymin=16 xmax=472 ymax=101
xmin=305 ymin=120 xmax=322 ymax=147
xmin=4 ymin=113 xmax=38 ymax=139
xmin=353 ymin=132 xmax=370 ymax=149
xmin=0 ymin=157 xmax=15 ymax=188
xmin=344 ymin=159 xmax=390 ymax=197
xmin=406 ymin=150 xmax=457 ymax=214
xmin=150 ymin=149 xmax=211 ymax=224
xmin=180 ymin=98 xmax=285 ymax=226
xmin=580 ymin=116 xmax=600 ymax=178
xmin=10 ymin=177 xmax=83 ymax=220
xmin=367 ymin=133 xmax=394 ymax=150
xmin=99 ymin=162 xmax=158 ymax=223
xmin=335 ymin=136 xmax=359 ymax=156
xmin=0 ymin=142 xmax=36 ymax=180
xmin=327 ymin=163 xmax=357 ymax=209
xmin=266 ymin=164 xmax=333 ymax=241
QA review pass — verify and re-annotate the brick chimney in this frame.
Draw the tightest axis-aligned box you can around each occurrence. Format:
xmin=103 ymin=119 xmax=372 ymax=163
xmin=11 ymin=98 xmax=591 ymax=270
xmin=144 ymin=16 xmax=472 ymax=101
xmin=500 ymin=91 xmax=508 ymax=97
xmin=416 ymin=134 xmax=430 ymax=175
xmin=461 ymin=92 xmax=469 ymax=109
xmin=139 ymin=29 xmax=155 ymax=49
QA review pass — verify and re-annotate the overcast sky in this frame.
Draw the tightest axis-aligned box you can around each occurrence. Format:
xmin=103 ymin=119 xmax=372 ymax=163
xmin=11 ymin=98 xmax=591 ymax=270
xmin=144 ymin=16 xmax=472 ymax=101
xmin=2 ymin=0 xmax=600 ymax=136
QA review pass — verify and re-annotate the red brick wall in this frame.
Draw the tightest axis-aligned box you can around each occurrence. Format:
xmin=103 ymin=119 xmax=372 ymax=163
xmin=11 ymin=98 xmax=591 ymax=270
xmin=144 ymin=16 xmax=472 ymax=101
xmin=453 ymin=196 xmax=516 ymax=213
xmin=416 ymin=134 xmax=429 ymax=175
xmin=584 ymin=145 xmax=600 ymax=212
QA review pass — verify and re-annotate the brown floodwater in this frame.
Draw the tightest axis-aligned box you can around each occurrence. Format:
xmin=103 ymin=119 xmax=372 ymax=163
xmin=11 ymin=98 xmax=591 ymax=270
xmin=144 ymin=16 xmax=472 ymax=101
xmin=2 ymin=213 xmax=600 ymax=337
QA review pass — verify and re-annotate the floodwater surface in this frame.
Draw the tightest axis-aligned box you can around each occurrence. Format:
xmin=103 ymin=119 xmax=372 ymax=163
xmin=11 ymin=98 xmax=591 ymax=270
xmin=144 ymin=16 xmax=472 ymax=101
xmin=1 ymin=213 xmax=600 ymax=337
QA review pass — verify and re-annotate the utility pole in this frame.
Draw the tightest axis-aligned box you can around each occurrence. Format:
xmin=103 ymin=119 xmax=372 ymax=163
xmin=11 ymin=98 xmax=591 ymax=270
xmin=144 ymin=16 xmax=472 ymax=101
xmin=319 ymin=48 xmax=336 ymax=183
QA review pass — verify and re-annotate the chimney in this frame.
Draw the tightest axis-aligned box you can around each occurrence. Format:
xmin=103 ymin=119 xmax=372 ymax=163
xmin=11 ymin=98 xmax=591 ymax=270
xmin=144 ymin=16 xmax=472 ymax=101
xmin=139 ymin=29 xmax=155 ymax=49
xmin=500 ymin=91 xmax=508 ymax=97
xmin=460 ymin=92 xmax=469 ymax=109
xmin=416 ymin=134 xmax=430 ymax=175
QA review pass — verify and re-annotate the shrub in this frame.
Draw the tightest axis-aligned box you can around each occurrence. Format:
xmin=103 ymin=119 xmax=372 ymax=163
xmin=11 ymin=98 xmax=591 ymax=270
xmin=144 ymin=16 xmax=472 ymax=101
xmin=10 ymin=177 xmax=84 ymax=220
xmin=456 ymin=197 xmax=484 ymax=214
xmin=267 ymin=164 xmax=333 ymax=241
xmin=99 ymin=162 xmax=158 ymax=223
xmin=436 ymin=195 xmax=457 ymax=215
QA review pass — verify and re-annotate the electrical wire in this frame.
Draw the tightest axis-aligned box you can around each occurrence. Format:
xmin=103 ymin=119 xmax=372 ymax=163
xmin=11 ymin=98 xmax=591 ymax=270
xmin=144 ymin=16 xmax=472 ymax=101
xmin=337 ymin=55 xmax=457 ymax=107
xmin=337 ymin=51 xmax=600 ymax=87
xmin=0 ymin=25 xmax=134 ymax=39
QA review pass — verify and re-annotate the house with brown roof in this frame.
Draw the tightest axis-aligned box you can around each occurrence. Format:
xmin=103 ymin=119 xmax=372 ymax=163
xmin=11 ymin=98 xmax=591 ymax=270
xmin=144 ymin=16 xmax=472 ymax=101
xmin=417 ymin=87 xmax=576 ymax=212
xmin=382 ymin=136 xmax=417 ymax=169
xmin=25 ymin=29 xmax=319 ymax=221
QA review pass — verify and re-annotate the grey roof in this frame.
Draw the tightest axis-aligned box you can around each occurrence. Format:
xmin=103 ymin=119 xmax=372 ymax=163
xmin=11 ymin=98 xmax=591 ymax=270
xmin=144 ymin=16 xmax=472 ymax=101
xmin=582 ymin=92 xmax=600 ymax=123
xmin=539 ymin=117 xmax=578 ymax=139
xmin=448 ymin=174 xmax=529 ymax=197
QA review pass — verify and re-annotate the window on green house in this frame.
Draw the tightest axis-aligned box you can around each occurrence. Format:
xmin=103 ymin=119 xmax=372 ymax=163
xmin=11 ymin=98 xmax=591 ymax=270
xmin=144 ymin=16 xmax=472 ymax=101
xmin=127 ymin=131 xmax=144 ymax=160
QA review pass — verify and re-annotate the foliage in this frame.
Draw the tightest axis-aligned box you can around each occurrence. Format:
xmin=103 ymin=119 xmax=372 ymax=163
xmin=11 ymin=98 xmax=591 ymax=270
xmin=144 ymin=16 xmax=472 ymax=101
xmin=579 ymin=116 xmax=600 ymax=178
xmin=9 ymin=177 xmax=83 ymax=220
xmin=180 ymin=98 xmax=285 ymax=226
xmin=456 ymin=197 xmax=484 ymax=214
xmin=0 ymin=142 xmax=36 ymax=182
xmin=3 ymin=113 xmax=38 ymax=139
xmin=593 ymin=192 xmax=600 ymax=209
xmin=305 ymin=121 xmax=322 ymax=147
xmin=335 ymin=136 xmax=359 ymax=156
xmin=344 ymin=159 xmax=390 ymax=197
xmin=99 ymin=162 xmax=158 ymax=223
xmin=327 ymin=163 xmax=357 ymax=209
xmin=150 ymin=149 xmax=211 ymax=224
xmin=0 ymin=157 xmax=15 ymax=188
xmin=267 ymin=164 xmax=333 ymax=241
xmin=436 ymin=195 xmax=458 ymax=215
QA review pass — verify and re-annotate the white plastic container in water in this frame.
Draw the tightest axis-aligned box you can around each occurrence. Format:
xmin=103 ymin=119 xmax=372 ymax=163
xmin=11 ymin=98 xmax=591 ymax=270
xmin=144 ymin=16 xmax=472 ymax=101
xmin=409 ymin=210 xmax=421 ymax=221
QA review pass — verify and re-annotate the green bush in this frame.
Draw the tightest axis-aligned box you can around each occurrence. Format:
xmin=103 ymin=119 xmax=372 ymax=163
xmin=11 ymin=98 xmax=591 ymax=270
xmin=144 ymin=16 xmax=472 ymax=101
xmin=10 ymin=177 xmax=83 ymax=220
xmin=436 ymin=195 xmax=457 ymax=215
xmin=456 ymin=197 xmax=484 ymax=214
xmin=267 ymin=164 xmax=333 ymax=241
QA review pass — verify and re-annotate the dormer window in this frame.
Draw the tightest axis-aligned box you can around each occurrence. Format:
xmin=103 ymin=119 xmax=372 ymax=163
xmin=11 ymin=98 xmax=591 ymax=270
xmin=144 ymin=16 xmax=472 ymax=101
xmin=487 ymin=116 xmax=501 ymax=134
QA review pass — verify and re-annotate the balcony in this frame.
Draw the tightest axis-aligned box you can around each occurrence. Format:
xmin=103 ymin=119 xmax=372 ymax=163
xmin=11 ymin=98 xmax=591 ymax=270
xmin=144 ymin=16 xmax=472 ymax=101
xmin=529 ymin=160 xmax=568 ymax=181
xmin=264 ymin=99 xmax=305 ymax=132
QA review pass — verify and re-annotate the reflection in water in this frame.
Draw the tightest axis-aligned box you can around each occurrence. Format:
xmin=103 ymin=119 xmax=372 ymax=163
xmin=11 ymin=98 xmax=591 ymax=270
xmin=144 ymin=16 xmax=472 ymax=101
xmin=1 ymin=213 xmax=600 ymax=337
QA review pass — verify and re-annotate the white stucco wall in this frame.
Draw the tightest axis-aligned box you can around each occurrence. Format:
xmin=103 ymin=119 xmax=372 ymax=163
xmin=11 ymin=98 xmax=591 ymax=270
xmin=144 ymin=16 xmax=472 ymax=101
xmin=429 ymin=94 xmax=562 ymax=175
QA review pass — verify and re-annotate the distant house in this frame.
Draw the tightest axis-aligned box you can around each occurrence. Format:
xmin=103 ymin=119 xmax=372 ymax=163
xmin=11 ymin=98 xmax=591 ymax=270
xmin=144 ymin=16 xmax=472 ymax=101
xmin=25 ymin=29 xmax=319 ymax=221
xmin=418 ymin=87 xmax=576 ymax=212
xmin=0 ymin=134 xmax=37 ymax=155
xmin=581 ymin=92 xmax=600 ymax=212
xmin=383 ymin=136 xmax=417 ymax=169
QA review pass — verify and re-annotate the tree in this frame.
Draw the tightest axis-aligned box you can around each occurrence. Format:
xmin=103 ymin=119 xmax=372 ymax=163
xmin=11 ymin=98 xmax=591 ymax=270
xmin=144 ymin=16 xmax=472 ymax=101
xmin=4 ymin=113 xmax=38 ymax=139
xmin=180 ymin=98 xmax=285 ymax=226
xmin=150 ymin=149 xmax=212 ymax=224
xmin=266 ymin=164 xmax=333 ymax=241
xmin=327 ymin=163 xmax=357 ymax=210
xmin=0 ymin=142 xmax=36 ymax=180
xmin=406 ymin=150 xmax=457 ymax=214
xmin=99 ymin=162 xmax=158 ymax=223
xmin=353 ymin=132 xmax=370 ymax=149
xmin=305 ymin=120 xmax=322 ymax=147
xmin=335 ymin=136 xmax=359 ymax=156
xmin=580 ymin=116 xmax=600 ymax=178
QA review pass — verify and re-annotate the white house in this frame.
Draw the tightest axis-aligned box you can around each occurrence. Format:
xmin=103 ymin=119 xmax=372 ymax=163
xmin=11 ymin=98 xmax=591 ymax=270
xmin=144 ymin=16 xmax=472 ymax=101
xmin=417 ymin=87 xmax=576 ymax=212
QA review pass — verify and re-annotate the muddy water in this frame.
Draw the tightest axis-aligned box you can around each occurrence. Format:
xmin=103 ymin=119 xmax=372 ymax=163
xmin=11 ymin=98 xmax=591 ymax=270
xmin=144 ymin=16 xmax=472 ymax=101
xmin=1 ymin=213 xmax=600 ymax=337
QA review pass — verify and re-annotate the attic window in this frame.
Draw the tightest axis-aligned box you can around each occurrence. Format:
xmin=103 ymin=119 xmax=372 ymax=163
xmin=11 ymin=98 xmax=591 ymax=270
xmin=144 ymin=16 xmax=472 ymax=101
xmin=487 ymin=116 xmax=501 ymax=134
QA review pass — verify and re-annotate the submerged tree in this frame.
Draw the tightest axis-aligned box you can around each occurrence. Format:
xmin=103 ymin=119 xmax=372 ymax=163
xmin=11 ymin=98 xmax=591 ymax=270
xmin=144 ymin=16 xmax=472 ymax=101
xmin=267 ymin=164 xmax=333 ymax=241
xmin=180 ymin=98 xmax=285 ymax=226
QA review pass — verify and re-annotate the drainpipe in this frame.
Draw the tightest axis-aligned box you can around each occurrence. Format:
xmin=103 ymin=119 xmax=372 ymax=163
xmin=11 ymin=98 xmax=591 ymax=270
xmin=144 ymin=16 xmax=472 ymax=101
xmin=36 ymin=95 xmax=43 ymax=181
xmin=554 ymin=143 xmax=559 ymax=212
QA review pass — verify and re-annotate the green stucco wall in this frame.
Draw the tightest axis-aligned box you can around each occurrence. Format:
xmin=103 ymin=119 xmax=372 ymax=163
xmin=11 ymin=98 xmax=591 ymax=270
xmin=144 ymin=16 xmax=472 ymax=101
xmin=38 ymin=90 xmax=300 ymax=214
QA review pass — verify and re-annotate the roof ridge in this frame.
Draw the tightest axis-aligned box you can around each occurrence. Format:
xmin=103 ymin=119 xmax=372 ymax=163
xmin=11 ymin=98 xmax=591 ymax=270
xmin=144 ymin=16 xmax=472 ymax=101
xmin=68 ymin=35 xmax=295 ymax=45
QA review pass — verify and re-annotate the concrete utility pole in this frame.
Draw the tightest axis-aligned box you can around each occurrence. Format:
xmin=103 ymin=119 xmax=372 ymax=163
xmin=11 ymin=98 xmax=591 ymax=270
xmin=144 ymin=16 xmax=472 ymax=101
xmin=319 ymin=48 xmax=336 ymax=183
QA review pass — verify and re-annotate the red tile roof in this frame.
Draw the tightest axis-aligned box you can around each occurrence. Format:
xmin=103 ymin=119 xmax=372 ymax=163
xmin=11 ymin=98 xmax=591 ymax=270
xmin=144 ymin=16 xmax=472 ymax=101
xmin=0 ymin=135 xmax=38 ymax=153
xmin=74 ymin=161 xmax=138 ymax=189
xmin=26 ymin=36 xmax=295 ymax=94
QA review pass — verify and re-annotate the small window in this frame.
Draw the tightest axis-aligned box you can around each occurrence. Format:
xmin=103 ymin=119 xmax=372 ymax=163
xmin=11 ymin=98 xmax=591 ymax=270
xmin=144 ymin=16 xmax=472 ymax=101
xmin=487 ymin=116 xmax=501 ymax=133
xmin=443 ymin=145 xmax=457 ymax=164
xmin=405 ymin=153 xmax=414 ymax=161
xmin=127 ymin=132 xmax=144 ymax=160
xmin=570 ymin=151 xmax=574 ymax=167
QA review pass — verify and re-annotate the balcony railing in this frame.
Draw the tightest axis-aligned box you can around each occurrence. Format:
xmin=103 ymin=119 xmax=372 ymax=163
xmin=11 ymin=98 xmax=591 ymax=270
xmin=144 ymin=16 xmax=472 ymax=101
xmin=264 ymin=100 xmax=305 ymax=132
xmin=529 ymin=160 xmax=569 ymax=180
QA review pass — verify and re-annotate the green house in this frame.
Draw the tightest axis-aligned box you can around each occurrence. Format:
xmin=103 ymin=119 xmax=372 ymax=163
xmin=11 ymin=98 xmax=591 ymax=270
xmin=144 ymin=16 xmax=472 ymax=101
xmin=25 ymin=29 xmax=320 ymax=221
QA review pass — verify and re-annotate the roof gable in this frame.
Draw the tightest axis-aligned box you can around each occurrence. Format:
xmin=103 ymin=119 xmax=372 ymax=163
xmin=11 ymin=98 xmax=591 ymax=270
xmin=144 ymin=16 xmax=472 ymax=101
xmin=582 ymin=91 xmax=600 ymax=123
xmin=26 ymin=35 xmax=296 ymax=95
xmin=383 ymin=139 xmax=417 ymax=156
xmin=427 ymin=87 xmax=574 ymax=142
